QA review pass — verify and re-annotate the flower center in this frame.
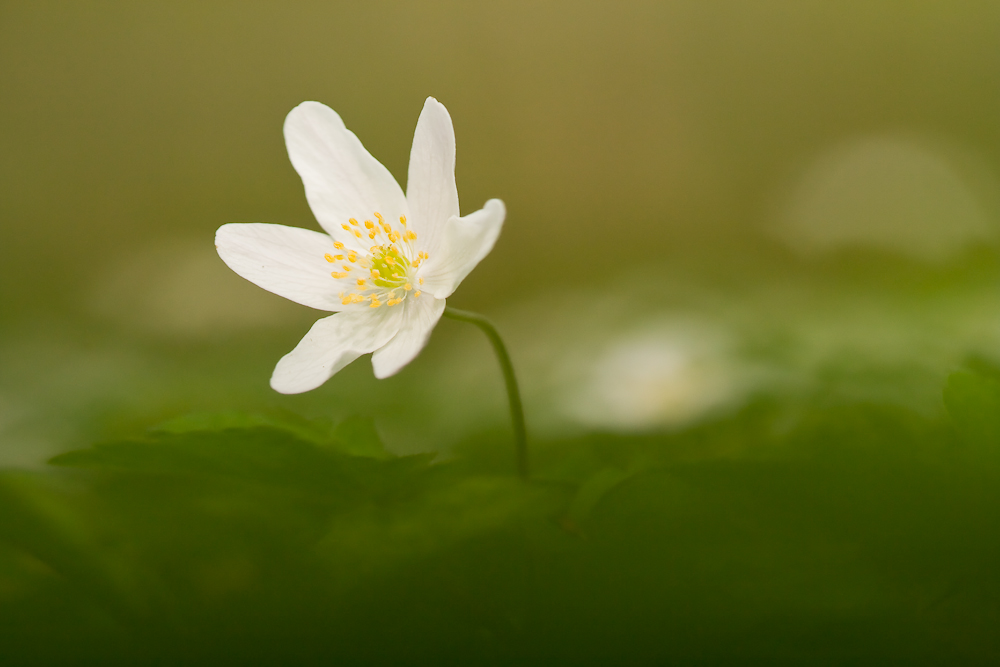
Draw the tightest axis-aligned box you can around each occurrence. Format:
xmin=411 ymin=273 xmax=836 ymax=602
xmin=324 ymin=212 xmax=427 ymax=308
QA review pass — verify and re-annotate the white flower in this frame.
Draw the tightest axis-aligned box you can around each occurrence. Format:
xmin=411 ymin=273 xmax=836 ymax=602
xmin=216 ymin=98 xmax=505 ymax=394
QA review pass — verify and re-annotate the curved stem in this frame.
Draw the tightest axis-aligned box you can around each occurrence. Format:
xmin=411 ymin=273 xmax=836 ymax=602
xmin=443 ymin=306 xmax=528 ymax=480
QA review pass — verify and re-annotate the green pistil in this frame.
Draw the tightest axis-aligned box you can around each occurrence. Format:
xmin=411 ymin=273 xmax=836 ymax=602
xmin=370 ymin=246 xmax=409 ymax=289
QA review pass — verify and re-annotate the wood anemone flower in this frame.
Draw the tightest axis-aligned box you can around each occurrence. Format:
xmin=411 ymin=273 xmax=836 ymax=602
xmin=216 ymin=97 xmax=505 ymax=393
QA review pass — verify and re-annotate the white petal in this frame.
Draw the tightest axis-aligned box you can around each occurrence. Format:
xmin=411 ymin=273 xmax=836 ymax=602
xmin=371 ymin=296 xmax=446 ymax=379
xmin=216 ymin=222 xmax=345 ymax=311
xmin=405 ymin=97 xmax=460 ymax=258
xmin=270 ymin=307 xmax=403 ymax=394
xmin=419 ymin=199 xmax=506 ymax=299
xmin=284 ymin=101 xmax=408 ymax=249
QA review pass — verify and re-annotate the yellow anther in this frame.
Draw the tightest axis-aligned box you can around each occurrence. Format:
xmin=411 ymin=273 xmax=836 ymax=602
xmin=347 ymin=250 xmax=357 ymax=262
xmin=411 ymin=259 xmax=420 ymax=268
xmin=405 ymin=230 xmax=417 ymax=240
xmin=334 ymin=254 xmax=344 ymax=260
xmin=399 ymin=215 xmax=407 ymax=226
xmin=341 ymin=224 xmax=351 ymax=231
xmin=352 ymin=294 xmax=365 ymax=303
xmin=374 ymin=212 xmax=384 ymax=223
xmin=382 ymin=223 xmax=392 ymax=233
xmin=370 ymin=300 xmax=381 ymax=308
xmin=364 ymin=220 xmax=374 ymax=229
xmin=324 ymin=253 xmax=335 ymax=262
xmin=385 ymin=256 xmax=395 ymax=265
xmin=387 ymin=232 xmax=397 ymax=243
xmin=368 ymin=231 xmax=376 ymax=239
xmin=341 ymin=296 xmax=352 ymax=305
xmin=414 ymin=290 xmax=421 ymax=298
xmin=349 ymin=218 xmax=359 ymax=226
xmin=331 ymin=271 xmax=348 ymax=279
xmin=342 ymin=265 xmax=352 ymax=271
xmin=418 ymin=277 xmax=424 ymax=285
xmin=404 ymin=283 xmax=412 ymax=291
xmin=333 ymin=241 xmax=345 ymax=250
xmin=419 ymin=251 xmax=429 ymax=259
xmin=356 ymin=278 xmax=366 ymax=286
xmin=353 ymin=229 xmax=362 ymax=238
xmin=391 ymin=272 xmax=400 ymax=278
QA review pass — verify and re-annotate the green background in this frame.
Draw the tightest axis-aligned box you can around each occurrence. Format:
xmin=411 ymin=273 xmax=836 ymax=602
xmin=3 ymin=2 xmax=1000 ymax=663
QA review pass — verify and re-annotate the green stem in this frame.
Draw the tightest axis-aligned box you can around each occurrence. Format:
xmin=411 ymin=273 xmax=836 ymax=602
xmin=443 ymin=306 xmax=528 ymax=480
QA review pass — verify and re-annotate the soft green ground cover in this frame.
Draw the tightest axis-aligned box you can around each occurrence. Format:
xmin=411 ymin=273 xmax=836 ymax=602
xmin=2 ymin=366 xmax=999 ymax=665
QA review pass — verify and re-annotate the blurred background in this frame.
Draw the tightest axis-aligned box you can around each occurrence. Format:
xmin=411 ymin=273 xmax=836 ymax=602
xmin=3 ymin=0 xmax=1000 ymax=464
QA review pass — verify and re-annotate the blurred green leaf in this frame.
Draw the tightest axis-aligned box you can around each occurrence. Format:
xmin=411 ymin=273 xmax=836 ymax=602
xmin=563 ymin=466 xmax=630 ymax=527
xmin=152 ymin=410 xmax=389 ymax=459
xmin=153 ymin=407 xmax=333 ymax=440
xmin=331 ymin=414 xmax=389 ymax=459
xmin=944 ymin=367 xmax=1000 ymax=449
xmin=1 ymin=399 xmax=1000 ymax=663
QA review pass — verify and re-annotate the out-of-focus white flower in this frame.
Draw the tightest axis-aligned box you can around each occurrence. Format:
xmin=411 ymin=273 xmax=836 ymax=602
xmin=216 ymin=98 xmax=505 ymax=393
xmin=560 ymin=322 xmax=738 ymax=431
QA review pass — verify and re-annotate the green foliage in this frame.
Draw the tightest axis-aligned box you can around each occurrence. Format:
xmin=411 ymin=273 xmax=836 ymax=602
xmin=944 ymin=360 xmax=1000 ymax=450
xmin=152 ymin=409 xmax=390 ymax=458
xmin=2 ymin=402 xmax=1000 ymax=665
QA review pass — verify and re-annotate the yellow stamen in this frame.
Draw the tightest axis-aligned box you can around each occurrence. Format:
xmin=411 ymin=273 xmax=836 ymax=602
xmin=369 ymin=231 xmax=376 ymax=239
xmin=374 ymin=212 xmax=384 ymax=223
xmin=333 ymin=241 xmax=345 ymax=250
xmin=341 ymin=224 xmax=351 ymax=232
xmin=334 ymin=254 xmax=344 ymax=260
xmin=357 ymin=278 xmax=366 ymax=286
xmin=364 ymin=220 xmax=374 ymax=229
xmin=418 ymin=277 xmax=424 ymax=285
xmin=331 ymin=272 xmax=348 ymax=279
xmin=371 ymin=269 xmax=380 ymax=278
xmin=399 ymin=215 xmax=407 ymax=226
xmin=353 ymin=229 xmax=362 ymax=238
xmin=349 ymin=218 xmax=359 ymax=226
xmin=414 ymin=290 xmax=421 ymax=298
xmin=404 ymin=283 xmax=412 ymax=291
xmin=347 ymin=251 xmax=357 ymax=262
xmin=324 ymin=254 xmax=335 ymax=262
xmin=412 ymin=259 xmax=421 ymax=268
xmin=405 ymin=230 xmax=417 ymax=240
